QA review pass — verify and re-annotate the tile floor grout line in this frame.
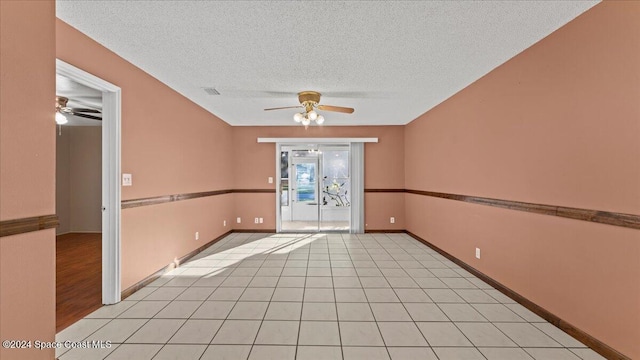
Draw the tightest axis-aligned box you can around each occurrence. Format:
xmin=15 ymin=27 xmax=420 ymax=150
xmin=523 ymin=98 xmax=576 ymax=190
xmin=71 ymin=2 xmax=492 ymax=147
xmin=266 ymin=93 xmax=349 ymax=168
xmin=395 ymin=233 xmax=573 ymax=359
xmin=385 ymin=233 xmax=476 ymax=359
xmin=396 ymin=233 xmax=488 ymax=360
xmin=296 ymin=233 xmax=312 ymax=359
xmin=246 ymin=233 xmax=308 ymax=359
xmin=233 ymin=236 xmax=270 ymax=360
xmin=330 ymin=235 xmax=345 ymax=360
xmin=198 ymin=233 xmax=268 ymax=360
xmin=390 ymin=233 xmax=494 ymax=359
xmin=58 ymin=232 xmax=603 ymax=360
xmin=358 ymin=235 xmax=395 ymax=360
xmin=393 ymin=230 xmax=567 ymax=356
xmin=375 ymin=233 xmax=440 ymax=359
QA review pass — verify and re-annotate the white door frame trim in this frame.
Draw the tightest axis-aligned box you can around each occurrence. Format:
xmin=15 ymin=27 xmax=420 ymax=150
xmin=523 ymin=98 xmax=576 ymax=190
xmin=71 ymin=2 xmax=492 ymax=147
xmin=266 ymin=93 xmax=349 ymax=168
xmin=56 ymin=59 xmax=122 ymax=304
xmin=259 ymin=137 xmax=378 ymax=144
xmin=271 ymin=138 xmax=376 ymax=233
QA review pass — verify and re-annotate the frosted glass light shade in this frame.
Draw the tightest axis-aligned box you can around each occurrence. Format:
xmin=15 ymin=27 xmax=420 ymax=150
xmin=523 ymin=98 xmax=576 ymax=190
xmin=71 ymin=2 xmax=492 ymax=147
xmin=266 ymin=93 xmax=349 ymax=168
xmin=55 ymin=112 xmax=68 ymax=125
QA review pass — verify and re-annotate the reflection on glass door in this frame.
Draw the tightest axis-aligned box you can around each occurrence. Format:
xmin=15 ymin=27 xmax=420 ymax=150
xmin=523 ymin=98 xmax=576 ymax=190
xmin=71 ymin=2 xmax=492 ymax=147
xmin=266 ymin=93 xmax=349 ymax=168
xmin=279 ymin=145 xmax=350 ymax=232
xmin=319 ymin=148 xmax=350 ymax=231
xmin=291 ymin=161 xmax=319 ymax=223
xmin=280 ymin=149 xmax=319 ymax=232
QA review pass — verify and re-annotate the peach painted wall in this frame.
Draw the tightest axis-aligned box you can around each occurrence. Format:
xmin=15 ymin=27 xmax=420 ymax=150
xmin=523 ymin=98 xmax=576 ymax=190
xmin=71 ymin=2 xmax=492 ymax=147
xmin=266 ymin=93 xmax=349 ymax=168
xmin=404 ymin=2 xmax=640 ymax=358
xmin=121 ymin=195 xmax=233 ymax=288
xmin=0 ymin=1 xmax=57 ymax=359
xmin=232 ymin=126 xmax=405 ymax=231
xmin=56 ymin=20 xmax=235 ymax=290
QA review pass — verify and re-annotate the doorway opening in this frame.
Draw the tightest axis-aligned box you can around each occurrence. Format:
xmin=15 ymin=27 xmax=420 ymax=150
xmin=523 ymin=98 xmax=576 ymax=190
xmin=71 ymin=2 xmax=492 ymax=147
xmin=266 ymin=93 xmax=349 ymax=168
xmin=55 ymin=73 xmax=103 ymax=331
xmin=55 ymin=60 xmax=121 ymax=332
xmin=279 ymin=144 xmax=351 ymax=232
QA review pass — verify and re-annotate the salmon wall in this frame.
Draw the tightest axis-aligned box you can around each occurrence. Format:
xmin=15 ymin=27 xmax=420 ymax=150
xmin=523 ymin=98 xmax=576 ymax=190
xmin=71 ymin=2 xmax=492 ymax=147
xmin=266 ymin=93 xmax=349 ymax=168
xmin=56 ymin=20 xmax=235 ymax=290
xmin=404 ymin=2 xmax=640 ymax=358
xmin=232 ymin=126 xmax=405 ymax=231
xmin=0 ymin=1 xmax=57 ymax=359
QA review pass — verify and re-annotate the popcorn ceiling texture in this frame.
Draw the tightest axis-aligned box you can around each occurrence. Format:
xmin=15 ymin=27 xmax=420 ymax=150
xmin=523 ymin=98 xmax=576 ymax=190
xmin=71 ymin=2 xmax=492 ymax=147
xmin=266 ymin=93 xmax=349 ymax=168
xmin=56 ymin=0 xmax=598 ymax=126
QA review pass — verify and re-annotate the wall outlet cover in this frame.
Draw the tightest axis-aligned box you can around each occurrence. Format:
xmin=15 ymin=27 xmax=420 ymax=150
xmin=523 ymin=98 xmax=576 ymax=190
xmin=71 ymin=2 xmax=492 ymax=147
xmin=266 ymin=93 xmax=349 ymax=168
xmin=122 ymin=173 xmax=132 ymax=186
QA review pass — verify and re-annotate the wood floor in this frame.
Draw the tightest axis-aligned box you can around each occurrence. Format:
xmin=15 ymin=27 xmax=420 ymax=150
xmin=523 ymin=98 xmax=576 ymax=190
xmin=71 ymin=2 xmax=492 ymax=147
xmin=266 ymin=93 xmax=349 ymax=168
xmin=56 ymin=232 xmax=102 ymax=333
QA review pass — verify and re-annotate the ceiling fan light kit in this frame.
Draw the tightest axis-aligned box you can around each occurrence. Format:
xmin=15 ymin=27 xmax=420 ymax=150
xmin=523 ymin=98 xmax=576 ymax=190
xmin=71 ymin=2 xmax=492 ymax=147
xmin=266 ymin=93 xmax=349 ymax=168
xmin=264 ymin=91 xmax=354 ymax=127
xmin=55 ymin=112 xmax=68 ymax=125
xmin=55 ymin=95 xmax=103 ymax=124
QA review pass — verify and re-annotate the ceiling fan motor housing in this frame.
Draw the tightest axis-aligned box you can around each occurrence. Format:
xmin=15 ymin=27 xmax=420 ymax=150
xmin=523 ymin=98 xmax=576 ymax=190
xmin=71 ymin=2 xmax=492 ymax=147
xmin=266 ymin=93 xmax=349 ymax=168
xmin=298 ymin=91 xmax=321 ymax=104
xmin=56 ymin=96 xmax=69 ymax=109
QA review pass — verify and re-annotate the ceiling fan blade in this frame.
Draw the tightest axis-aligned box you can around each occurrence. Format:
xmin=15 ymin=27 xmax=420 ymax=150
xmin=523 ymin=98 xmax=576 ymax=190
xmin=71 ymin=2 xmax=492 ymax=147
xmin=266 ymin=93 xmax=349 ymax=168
xmin=264 ymin=106 xmax=303 ymax=111
xmin=71 ymin=112 xmax=102 ymax=121
xmin=317 ymin=105 xmax=355 ymax=114
xmin=70 ymin=108 xmax=101 ymax=113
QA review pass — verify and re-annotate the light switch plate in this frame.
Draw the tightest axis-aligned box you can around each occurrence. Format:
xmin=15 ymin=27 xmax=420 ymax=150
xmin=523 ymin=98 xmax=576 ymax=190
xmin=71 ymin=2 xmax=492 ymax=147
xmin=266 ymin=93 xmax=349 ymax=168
xmin=268 ymin=177 xmax=273 ymax=184
xmin=122 ymin=173 xmax=132 ymax=186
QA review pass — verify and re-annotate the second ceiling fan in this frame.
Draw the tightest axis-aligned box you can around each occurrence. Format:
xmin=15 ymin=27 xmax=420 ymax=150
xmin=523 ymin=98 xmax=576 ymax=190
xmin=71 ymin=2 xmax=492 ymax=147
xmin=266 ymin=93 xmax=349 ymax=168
xmin=56 ymin=96 xmax=102 ymax=121
xmin=264 ymin=91 xmax=354 ymax=126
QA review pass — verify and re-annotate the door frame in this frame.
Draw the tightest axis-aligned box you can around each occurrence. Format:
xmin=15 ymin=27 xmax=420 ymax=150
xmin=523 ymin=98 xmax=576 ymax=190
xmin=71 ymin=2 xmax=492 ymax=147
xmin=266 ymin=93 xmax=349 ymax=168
xmin=268 ymin=138 xmax=378 ymax=233
xmin=290 ymin=152 xmax=320 ymax=224
xmin=56 ymin=59 xmax=122 ymax=304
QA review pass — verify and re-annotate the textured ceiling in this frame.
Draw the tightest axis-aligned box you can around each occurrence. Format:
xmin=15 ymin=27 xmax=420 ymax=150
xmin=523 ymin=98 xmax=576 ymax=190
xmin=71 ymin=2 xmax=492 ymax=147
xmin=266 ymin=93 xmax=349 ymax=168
xmin=56 ymin=1 xmax=598 ymax=126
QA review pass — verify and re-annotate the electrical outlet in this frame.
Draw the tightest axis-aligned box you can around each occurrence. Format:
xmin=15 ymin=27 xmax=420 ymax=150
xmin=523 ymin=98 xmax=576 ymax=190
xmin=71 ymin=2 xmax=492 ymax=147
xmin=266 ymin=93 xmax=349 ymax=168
xmin=475 ymin=248 xmax=481 ymax=259
xmin=195 ymin=232 xmax=199 ymax=240
xmin=254 ymin=217 xmax=259 ymax=224
xmin=390 ymin=217 xmax=395 ymax=224
xmin=259 ymin=217 xmax=263 ymax=224
xmin=268 ymin=177 xmax=273 ymax=184
xmin=223 ymin=220 xmax=227 ymax=227
xmin=236 ymin=217 xmax=241 ymax=223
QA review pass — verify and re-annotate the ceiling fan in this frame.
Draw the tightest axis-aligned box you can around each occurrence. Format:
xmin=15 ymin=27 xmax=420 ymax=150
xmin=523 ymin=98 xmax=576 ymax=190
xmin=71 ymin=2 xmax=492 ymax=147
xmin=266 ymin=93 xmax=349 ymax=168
xmin=264 ymin=91 xmax=354 ymax=126
xmin=56 ymin=96 xmax=102 ymax=122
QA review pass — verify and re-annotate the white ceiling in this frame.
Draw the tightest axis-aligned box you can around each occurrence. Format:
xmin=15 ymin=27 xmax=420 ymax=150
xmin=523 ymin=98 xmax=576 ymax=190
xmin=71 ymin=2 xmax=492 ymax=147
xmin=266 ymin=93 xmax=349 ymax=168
xmin=56 ymin=73 xmax=102 ymax=126
xmin=56 ymin=1 xmax=598 ymax=126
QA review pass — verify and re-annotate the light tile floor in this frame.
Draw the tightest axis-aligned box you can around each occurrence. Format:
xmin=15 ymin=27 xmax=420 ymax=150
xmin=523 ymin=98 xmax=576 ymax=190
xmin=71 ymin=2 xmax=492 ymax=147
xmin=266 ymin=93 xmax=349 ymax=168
xmin=56 ymin=233 xmax=606 ymax=360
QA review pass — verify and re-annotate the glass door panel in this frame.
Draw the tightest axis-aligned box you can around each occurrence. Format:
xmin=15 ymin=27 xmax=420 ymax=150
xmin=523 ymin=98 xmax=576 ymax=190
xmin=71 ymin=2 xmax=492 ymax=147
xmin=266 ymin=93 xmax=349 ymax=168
xmin=319 ymin=147 xmax=350 ymax=231
xmin=278 ymin=145 xmax=350 ymax=232
xmin=281 ymin=151 xmax=319 ymax=232
xmin=279 ymin=150 xmax=290 ymax=227
xmin=290 ymin=159 xmax=319 ymax=230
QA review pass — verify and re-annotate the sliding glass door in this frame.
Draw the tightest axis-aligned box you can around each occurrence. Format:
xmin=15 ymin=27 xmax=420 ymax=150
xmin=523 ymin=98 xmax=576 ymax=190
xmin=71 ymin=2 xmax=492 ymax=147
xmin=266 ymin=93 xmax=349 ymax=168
xmin=319 ymin=147 xmax=350 ymax=231
xmin=279 ymin=145 xmax=350 ymax=232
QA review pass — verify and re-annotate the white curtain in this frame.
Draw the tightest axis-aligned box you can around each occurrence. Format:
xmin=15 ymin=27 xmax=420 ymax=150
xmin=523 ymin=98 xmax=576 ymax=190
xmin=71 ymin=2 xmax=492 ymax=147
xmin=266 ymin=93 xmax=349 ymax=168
xmin=350 ymin=142 xmax=365 ymax=233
